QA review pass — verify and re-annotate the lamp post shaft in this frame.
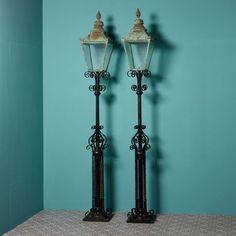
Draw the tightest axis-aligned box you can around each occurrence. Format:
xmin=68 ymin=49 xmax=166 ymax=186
xmin=95 ymin=73 xmax=100 ymax=129
xmin=127 ymin=70 xmax=156 ymax=223
xmin=93 ymin=73 xmax=104 ymax=211
xmin=83 ymin=71 xmax=112 ymax=222
xmin=137 ymin=72 xmax=142 ymax=127
xmin=136 ymin=71 xmax=146 ymax=212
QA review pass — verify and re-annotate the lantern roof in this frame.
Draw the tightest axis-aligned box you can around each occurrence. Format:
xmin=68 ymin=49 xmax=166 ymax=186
xmin=80 ymin=11 xmax=112 ymax=44
xmin=123 ymin=8 xmax=154 ymax=43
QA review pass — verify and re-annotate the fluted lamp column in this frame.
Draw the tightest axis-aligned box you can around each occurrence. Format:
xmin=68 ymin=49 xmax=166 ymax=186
xmin=122 ymin=8 xmax=156 ymax=223
xmin=80 ymin=11 xmax=113 ymax=222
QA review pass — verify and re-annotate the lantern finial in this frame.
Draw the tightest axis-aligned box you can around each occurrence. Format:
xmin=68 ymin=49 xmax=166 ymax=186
xmin=80 ymin=11 xmax=112 ymax=43
xmin=123 ymin=8 xmax=154 ymax=42
xmin=87 ymin=10 xmax=106 ymax=40
xmin=132 ymin=8 xmax=146 ymax=33
xmin=136 ymin=8 xmax=141 ymax=19
xmin=96 ymin=11 xmax=101 ymax=20
xmin=93 ymin=10 xmax=103 ymax=32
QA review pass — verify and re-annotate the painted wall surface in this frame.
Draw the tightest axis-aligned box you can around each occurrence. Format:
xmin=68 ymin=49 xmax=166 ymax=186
xmin=0 ymin=0 xmax=43 ymax=234
xmin=43 ymin=0 xmax=236 ymax=215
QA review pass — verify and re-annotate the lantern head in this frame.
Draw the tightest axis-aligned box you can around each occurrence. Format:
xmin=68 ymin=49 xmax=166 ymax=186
xmin=123 ymin=9 xmax=154 ymax=71
xmin=80 ymin=11 xmax=113 ymax=72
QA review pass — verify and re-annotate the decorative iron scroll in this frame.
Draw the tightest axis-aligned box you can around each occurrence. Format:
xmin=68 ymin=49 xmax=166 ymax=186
xmin=84 ymin=71 xmax=110 ymax=79
xmin=131 ymin=84 xmax=148 ymax=92
xmin=86 ymin=129 xmax=108 ymax=152
xmin=89 ymin=85 xmax=106 ymax=92
xmin=130 ymin=129 xmax=151 ymax=151
xmin=127 ymin=69 xmax=151 ymax=78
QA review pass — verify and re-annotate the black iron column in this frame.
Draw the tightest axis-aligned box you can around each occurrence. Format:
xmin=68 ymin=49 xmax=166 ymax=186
xmin=127 ymin=70 xmax=156 ymax=223
xmin=83 ymin=71 xmax=113 ymax=222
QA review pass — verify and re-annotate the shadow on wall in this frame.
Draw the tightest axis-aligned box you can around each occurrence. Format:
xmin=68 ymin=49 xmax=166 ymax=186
xmin=146 ymin=13 xmax=176 ymax=213
xmin=103 ymin=16 xmax=124 ymax=211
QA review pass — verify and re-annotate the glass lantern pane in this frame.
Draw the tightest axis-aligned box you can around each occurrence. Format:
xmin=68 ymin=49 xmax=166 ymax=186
xmin=103 ymin=42 xmax=113 ymax=71
xmin=90 ymin=43 xmax=106 ymax=71
xmin=124 ymin=43 xmax=134 ymax=70
xmin=131 ymin=43 xmax=148 ymax=70
xmin=81 ymin=44 xmax=92 ymax=71
xmin=145 ymin=42 xmax=154 ymax=70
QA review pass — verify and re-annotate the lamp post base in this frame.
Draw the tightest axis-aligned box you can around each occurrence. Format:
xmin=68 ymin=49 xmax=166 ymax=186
xmin=83 ymin=209 xmax=113 ymax=222
xmin=127 ymin=209 xmax=156 ymax=224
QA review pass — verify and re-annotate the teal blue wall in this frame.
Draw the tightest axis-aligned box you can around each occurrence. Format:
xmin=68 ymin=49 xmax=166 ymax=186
xmin=43 ymin=0 xmax=236 ymax=215
xmin=0 ymin=0 xmax=43 ymax=234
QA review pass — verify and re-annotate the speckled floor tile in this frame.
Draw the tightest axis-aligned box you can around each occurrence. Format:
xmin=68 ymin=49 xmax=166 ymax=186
xmin=4 ymin=210 xmax=236 ymax=236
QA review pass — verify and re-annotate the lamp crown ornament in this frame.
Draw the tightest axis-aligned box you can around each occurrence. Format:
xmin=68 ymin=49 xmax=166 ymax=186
xmin=136 ymin=8 xmax=141 ymax=18
xmin=123 ymin=8 xmax=153 ymax=42
xmin=132 ymin=8 xmax=145 ymax=33
xmin=81 ymin=11 xmax=111 ymax=43
xmin=96 ymin=10 xmax=101 ymax=20
xmin=91 ymin=11 xmax=104 ymax=38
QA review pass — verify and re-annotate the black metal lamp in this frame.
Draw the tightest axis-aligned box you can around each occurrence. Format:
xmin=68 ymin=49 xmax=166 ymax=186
xmin=80 ymin=11 xmax=113 ymax=222
xmin=123 ymin=8 xmax=156 ymax=223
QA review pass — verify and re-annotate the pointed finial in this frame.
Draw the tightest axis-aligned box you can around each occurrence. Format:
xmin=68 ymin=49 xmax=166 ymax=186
xmin=96 ymin=11 xmax=101 ymax=20
xmin=81 ymin=10 xmax=112 ymax=44
xmin=136 ymin=8 xmax=141 ymax=18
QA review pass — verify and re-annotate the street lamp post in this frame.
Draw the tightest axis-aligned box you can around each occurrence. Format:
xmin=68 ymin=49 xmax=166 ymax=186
xmin=123 ymin=8 xmax=156 ymax=223
xmin=80 ymin=11 xmax=113 ymax=222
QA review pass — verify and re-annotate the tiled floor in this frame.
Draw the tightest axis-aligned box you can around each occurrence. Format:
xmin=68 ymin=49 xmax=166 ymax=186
xmin=4 ymin=209 xmax=236 ymax=236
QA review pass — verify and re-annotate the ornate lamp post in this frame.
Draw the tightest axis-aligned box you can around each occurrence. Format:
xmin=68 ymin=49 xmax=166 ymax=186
xmin=80 ymin=11 xmax=113 ymax=222
xmin=123 ymin=9 xmax=156 ymax=223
